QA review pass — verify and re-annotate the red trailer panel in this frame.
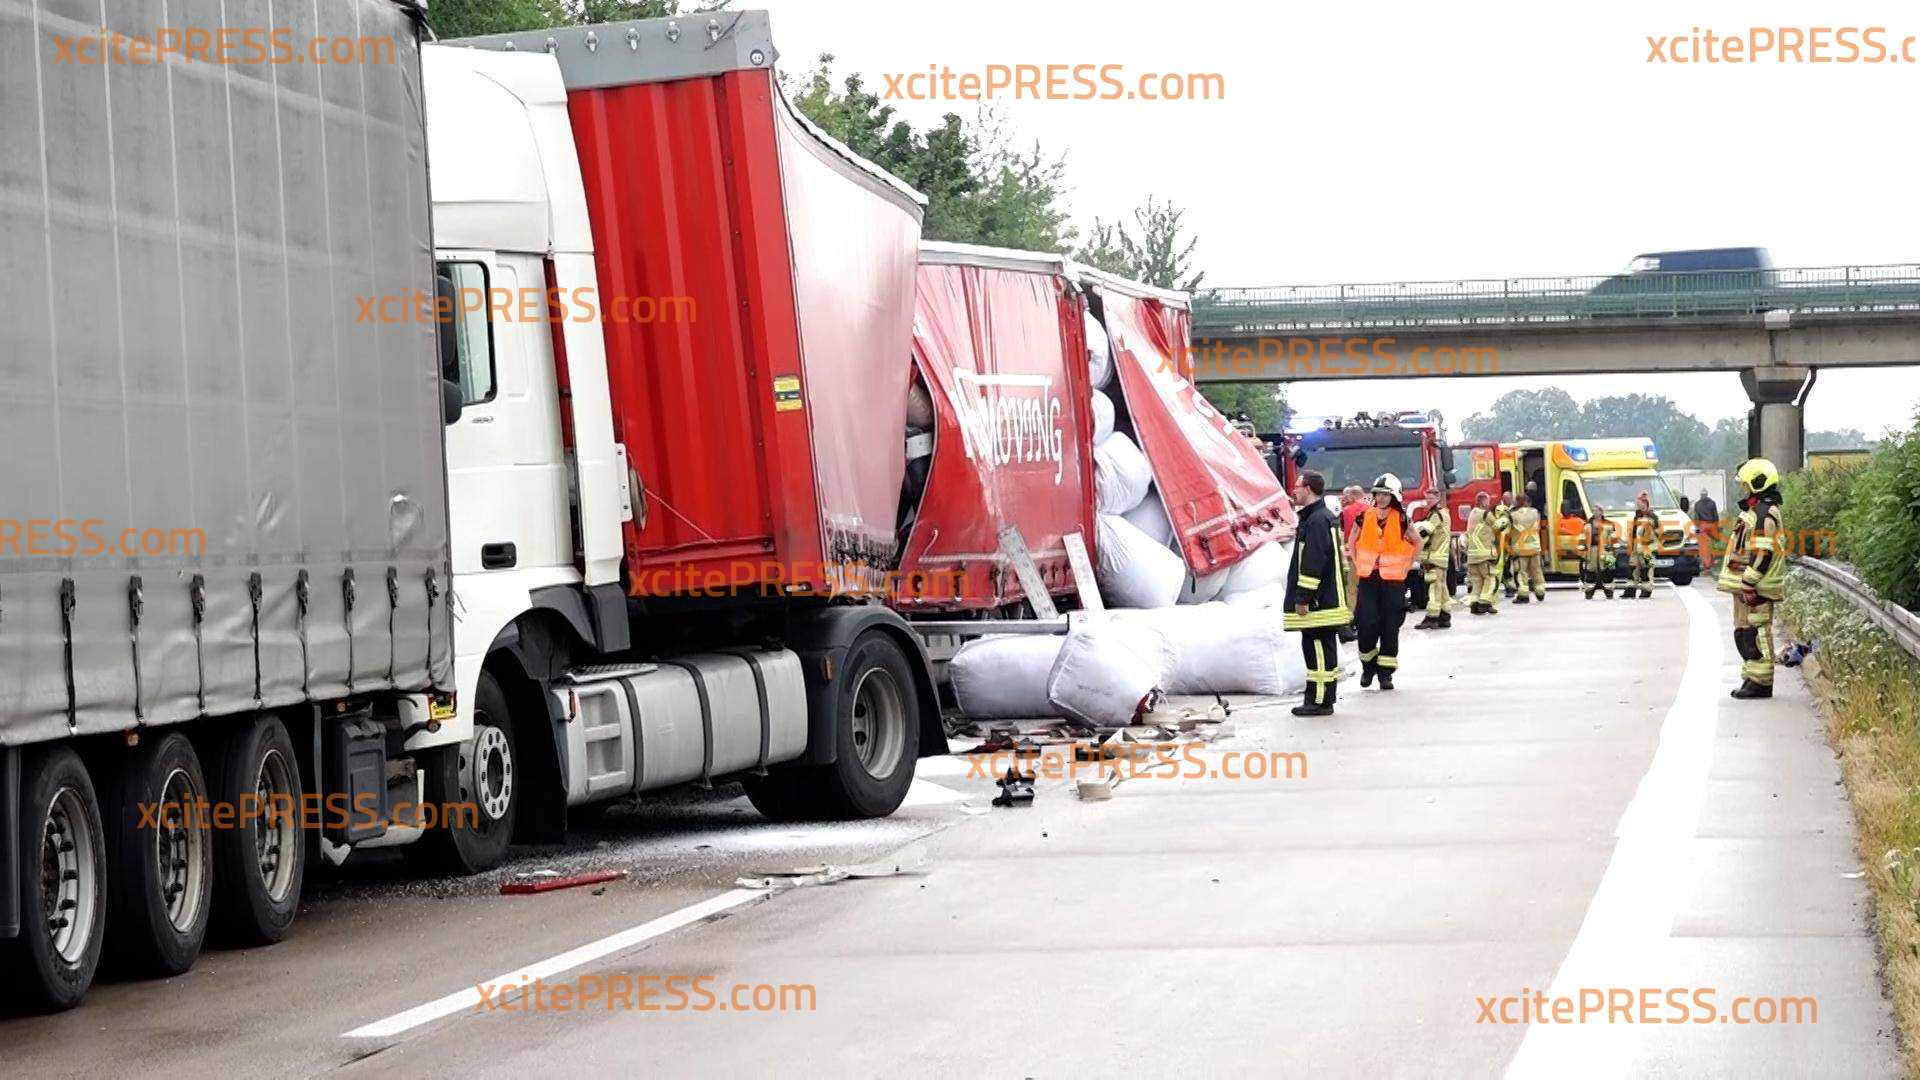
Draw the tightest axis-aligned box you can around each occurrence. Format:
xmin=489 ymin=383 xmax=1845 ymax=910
xmin=895 ymin=249 xmax=1097 ymax=610
xmin=564 ymin=59 xmax=923 ymax=598
xmin=1102 ymin=291 xmax=1295 ymax=574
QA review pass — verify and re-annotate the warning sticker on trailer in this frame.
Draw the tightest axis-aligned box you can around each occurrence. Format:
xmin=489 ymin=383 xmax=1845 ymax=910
xmin=773 ymin=374 xmax=803 ymax=411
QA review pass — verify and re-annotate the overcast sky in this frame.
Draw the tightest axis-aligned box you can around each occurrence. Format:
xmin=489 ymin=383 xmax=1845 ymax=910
xmin=757 ymin=0 xmax=1920 ymax=439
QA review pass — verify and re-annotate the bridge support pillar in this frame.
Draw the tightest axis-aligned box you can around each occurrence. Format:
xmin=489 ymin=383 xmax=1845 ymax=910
xmin=1739 ymin=365 xmax=1815 ymax=474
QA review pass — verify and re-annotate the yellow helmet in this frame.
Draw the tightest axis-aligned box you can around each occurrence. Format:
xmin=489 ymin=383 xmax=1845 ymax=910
xmin=1737 ymin=457 xmax=1779 ymax=494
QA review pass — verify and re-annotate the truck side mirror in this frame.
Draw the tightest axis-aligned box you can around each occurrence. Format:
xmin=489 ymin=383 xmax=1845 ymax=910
xmin=1291 ymin=448 xmax=1308 ymax=469
xmin=1440 ymin=445 xmax=1456 ymax=472
xmin=1445 ymin=469 xmax=1458 ymax=486
xmin=442 ymin=377 xmax=464 ymax=425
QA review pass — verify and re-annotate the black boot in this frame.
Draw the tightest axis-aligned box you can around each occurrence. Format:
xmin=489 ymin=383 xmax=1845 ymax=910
xmin=1378 ymin=671 xmax=1395 ymax=691
xmin=1359 ymin=662 xmax=1376 ymax=688
xmin=1438 ymin=611 xmax=1453 ymax=628
xmin=1730 ymin=680 xmax=1773 ymax=699
xmin=1414 ymin=615 xmax=1441 ymax=630
xmin=1291 ymin=702 xmax=1334 ymax=716
xmin=1514 ymin=594 xmax=1530 ymax=605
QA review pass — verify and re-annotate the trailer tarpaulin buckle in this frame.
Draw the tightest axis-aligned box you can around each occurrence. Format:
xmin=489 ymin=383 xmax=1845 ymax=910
xmin=342 ymin=568 xmax=357 ymax=693
xmin=295 ymin=570 xmax=312 ymax=696
xmin=189 ymin=574 xmax=207 ymax=715
xmin=386 ymin=567 xmax=399 ymax=683
xmin=59 ymin=579 xmax=78 ymax=729
xmin=128 ymin=576 xmax=145 ymax=722
xmin=248 ymin=572 xmax=264 ymax=704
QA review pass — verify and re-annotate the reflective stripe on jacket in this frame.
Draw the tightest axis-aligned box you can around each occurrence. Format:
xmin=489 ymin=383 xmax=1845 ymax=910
xmin=1420 ymin=508 xmax=1450 ymax=568
xmin=1353 ymin=506 xmax=1417 ymax=581
xmin=1285 ymin=499 xmax=1353 ymax=630
xmin=1508 ymin=506 xmax=1542 ymax=556
xmin=1717 ymin=498 xmax=1787 ymax=599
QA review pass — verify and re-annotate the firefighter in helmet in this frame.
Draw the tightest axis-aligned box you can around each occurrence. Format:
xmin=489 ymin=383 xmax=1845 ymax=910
xmin=1721 ymin=458 xmax=1788 ymax=699
xmin=1625 ymin=492 xmax=1659 ymax=599
xmin=1413 ymin=499 xmax=1453 ymax=630
xmin=1352 ymin=473 xmax=1417 ymax=690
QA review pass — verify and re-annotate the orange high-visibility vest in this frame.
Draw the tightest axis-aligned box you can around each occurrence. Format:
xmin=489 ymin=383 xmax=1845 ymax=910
xmin=1353 ymin=507 xmax=1417 ymax=581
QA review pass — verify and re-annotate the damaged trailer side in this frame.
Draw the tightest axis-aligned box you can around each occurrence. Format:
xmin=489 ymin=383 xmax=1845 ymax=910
xmin=894 ymin=244 xmax=1098 ymax=611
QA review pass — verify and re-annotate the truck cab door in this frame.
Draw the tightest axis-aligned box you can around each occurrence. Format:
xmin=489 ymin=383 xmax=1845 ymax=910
xmin=439 ymin=253 xmax=572 ymax=578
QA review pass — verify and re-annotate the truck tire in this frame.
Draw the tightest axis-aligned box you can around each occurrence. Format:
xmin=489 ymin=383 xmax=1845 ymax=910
xmin=417 ymin=671 xmax=517 ymax=874
xmin=745 ymin=632 xmax=920 ymax=821
xmin=1670 ymin=572 xmax=1694 ymax=587
xmin=209 ymin=716 xmax=304 ymax=946
xmin=101 ymin=732 xmax=213 ymax=976
xmin=4 ymin=746 xmax=107 ymax=1011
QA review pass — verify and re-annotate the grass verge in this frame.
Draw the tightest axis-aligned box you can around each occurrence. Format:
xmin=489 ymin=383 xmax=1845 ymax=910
xmin=1783 ymin=572 xmax=1920 ymax=1076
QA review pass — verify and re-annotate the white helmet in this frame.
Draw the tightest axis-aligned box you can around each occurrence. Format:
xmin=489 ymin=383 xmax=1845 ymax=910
xmin=1371 ymin=473 xmax=1403 ymax=498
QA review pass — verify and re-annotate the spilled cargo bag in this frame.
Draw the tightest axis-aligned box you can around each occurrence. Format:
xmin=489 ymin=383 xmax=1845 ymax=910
xmin=1096 ymin=514 xmax=1187 ymax=609
xmin=950 ymin=634 xmax=1066 ymax=719
xmin=1090 ymin=389 xmax=1116 ymax=443
xmin=1086 ymin=311 xmax=1113 ymax=389
xmin=1113 ymin=604 xmax=1304 ymax=697
xmin=1045 ymin=616 xmax=1173 ymax=727
xmin=1121 ymin=488 xmax=1176 ymax=548
xmin=1218 ymin=538 xmax=1292 ymax=598
xmin=1093 ymin=431 xmax=1153 ymax=516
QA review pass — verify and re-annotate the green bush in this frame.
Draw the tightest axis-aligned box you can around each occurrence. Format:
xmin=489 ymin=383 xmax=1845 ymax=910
xmin=1835 ymin=416 xmax=1920 ymax=610
xmin=1784 ymin=458 xmax=1865 ymax=562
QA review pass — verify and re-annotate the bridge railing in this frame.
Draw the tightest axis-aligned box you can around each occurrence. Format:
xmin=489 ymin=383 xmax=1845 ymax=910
xmin=1193 ymin=264 xmax=1920 ymax=333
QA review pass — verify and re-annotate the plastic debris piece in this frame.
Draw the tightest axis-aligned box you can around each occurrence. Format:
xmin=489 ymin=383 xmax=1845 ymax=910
xmin=500 ymin=869 xmax=627 ymax=895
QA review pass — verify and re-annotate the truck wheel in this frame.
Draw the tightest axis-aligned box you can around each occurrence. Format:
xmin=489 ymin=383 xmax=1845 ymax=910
xmin=745 ymin=632 xmax=920 ymax=821
xmin=210 ymin=716 xmax=304 ymax=946
xmin=1670 ymin=573 xmax=1694 ymax=587
xmin=102 ymin=732 xmax=213 ymax=976
xmin=417 ymin=671 xmax=517 ymax=874
xmin=3 ymin=746 xmax=107 ymax=1011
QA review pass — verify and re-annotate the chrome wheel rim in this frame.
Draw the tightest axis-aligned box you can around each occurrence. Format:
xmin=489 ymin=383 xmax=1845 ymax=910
xmin=40 ymin=787 xmax=98 ymax=965
xmin=254 ymin=750 xmax=298 ymax=903
xmin=155 ymin=767 xmax=208 ymax=932
xmin=849 ymin=667 xmax=907 ymax=780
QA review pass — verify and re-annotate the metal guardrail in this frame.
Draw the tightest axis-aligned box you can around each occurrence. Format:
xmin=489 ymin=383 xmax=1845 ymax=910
xmin=1193 ymin=264 xmax=1920 ymax=333
xmin=1794 ymin=556 xmax=1920 ymax=659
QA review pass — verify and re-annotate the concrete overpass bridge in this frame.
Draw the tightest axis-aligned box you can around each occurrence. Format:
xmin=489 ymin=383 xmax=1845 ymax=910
xmin=1189 ymin=264 xmax=1920 ymax=469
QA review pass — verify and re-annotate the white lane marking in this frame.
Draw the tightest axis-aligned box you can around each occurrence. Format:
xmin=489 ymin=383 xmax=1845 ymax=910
xmin=342 ymin=888 xmax=765 ymax=1040
xmin=900 ymin=776 xmax=969 ymax=806
xmin=1505 ymin=584 xmax=1722 ymax=1078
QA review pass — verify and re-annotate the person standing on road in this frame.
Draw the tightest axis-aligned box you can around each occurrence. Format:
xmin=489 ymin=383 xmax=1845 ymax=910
xmin=1414 ymin=500 xmax=1453 ymax=630
xmin=1691 ymin=488 xmax=1721 ymax=571
xmin=1581 ymin=506 xmax=1618 ymax=599
xmin=1464 ymin=492 xmax=1501 ymax=615
xmin=1625 ymin=492 xmax=1659 ymax=599
xmin=1498 ymin=491 xmax=1520 ymax=600
xmin=1507 ymin=493 xmax=1547 ymax=603
xmin=1286 ymin=470 xmax=1353 ymax=717
xmin=1722 ymin=459 xmax=1788 ymax=699
xmin=1352 ymin=473 xmax=1417 ymax=690
xmin=1338 ymin=485 xmax=1367 ymax=643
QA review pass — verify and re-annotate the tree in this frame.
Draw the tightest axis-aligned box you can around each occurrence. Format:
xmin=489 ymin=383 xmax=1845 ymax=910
xmin=1461 ymin=388 xmax=1583 ymax=442
xmin=426 ymin=0 xmax=719 ymax=42
xmin=1118 ymin=196 xmax=1204 ymax=293
xmin=1578 ymin=394 xmax=1711 ymax=466
xmin=786 ymin=61 xmax=1076 ymax=251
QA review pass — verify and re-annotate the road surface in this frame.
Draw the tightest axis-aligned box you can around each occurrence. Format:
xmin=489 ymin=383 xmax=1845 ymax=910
xmin=0 ymin=582 xmax=1898 ymax=1077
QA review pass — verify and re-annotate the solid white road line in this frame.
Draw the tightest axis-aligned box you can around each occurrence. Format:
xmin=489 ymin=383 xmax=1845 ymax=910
xmin=342 ymin=888 xmax=767 ymax=1040
xmin=1505 ymin=584 xmax=1723 ymax=1078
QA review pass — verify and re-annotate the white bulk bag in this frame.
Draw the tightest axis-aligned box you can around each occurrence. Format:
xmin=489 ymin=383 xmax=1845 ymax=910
xmin=1108 ymin=605 xmax=1305 ymax=697
xmin=1096 ymin=514 xmax=1187 ymax=609
xmin=1122 ymin=489 xmax=1176 ymax=548
xmin=1093 ymin=432 xmax=1153 ymax=516
xmin=1221 ymin=582 xmax=1289 ymax=610
xmin=1086 ymin=311 xmax=1113 ymax=389
xmin=1046 ymin=617 xmax=1172 ymax=728
xmin=1090 ymin=389 xmax=1116 ymax=443
xmin=1178 ymin=566 xmax=1230 ymax=605
xmin=1218 ymin=539 xmax=1292 ymax=597
xmin=949 ymin=634 xmax=1066 ymax=719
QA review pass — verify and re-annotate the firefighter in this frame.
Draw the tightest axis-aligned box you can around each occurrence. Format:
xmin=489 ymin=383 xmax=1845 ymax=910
xmin=1722 ymin=458 xmax=1788 ymax=699
xmin=1625 ymin=492 xmax=1659 ymax=599
xmin=1507 ymin=492 xmax=1547 ymax=603
xmin=1286 ymin=470 xmax=1353 ymax=716
xmin=1464 ymin=492 xmax=1500 ymax=615
xmin=1498 ymin=492 xmax=1520 ymax=600
xmin=1414 ymin=499 xmax=1453 ymax=630
xmin=1581 ymin=506 xmax=1618 ymax=599
xmin=1352 ymin=473 xmax=1417 ymax=690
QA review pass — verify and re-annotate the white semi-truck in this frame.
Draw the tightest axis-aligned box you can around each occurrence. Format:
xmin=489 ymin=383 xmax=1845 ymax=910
xmin=1 ymin=5 xmax=943 ymax=1010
